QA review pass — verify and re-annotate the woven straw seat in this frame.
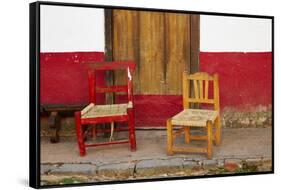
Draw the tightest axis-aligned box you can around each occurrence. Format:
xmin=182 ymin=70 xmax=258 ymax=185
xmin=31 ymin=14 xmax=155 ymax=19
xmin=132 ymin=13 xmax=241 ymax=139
xmin=81 ymin=103 xmax=133 ymax=119
xmin=171 ymin=109 xmax=218 ymax=127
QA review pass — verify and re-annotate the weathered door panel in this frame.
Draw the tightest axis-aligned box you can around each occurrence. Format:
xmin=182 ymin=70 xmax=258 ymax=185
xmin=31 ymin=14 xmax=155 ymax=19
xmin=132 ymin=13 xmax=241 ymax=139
xmin=112 ymin=10 xmax=199 ymax=95
xmin=139 ymin=11 xmax=165 ymax=94
xmin=165 ymin=13 xmax=190 ymax=94
xmin=112 ymin=10 xmax=140 ymax=92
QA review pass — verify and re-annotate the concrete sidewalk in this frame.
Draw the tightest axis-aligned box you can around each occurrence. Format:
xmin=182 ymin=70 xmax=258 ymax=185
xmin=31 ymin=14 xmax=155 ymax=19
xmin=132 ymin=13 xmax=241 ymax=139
xmin=40 ymin=127 xmax=272 ymax=185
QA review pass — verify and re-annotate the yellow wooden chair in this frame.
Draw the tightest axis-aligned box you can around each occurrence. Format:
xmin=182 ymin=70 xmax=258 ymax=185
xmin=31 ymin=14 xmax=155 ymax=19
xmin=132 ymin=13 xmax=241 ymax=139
xmin=166 ymin=71 xmax=221 ymax=159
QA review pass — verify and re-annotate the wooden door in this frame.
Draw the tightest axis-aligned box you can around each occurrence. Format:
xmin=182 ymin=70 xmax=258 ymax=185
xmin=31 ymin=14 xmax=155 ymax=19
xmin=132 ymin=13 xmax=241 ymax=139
xmin=108 ymin=9 xmax=199 ymax=95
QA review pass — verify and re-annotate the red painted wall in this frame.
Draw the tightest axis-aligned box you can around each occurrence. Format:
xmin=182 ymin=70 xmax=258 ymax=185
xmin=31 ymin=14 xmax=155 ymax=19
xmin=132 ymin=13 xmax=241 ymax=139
xmin=200 ymin=52 xmax=272 ymax=111
xmin=116 ymin=95 xmax=182 ymax=127
xmin=40 ymin=52 xmax=105 ymax=105
xmin=40 ymin=51 xmax=272 ymax=127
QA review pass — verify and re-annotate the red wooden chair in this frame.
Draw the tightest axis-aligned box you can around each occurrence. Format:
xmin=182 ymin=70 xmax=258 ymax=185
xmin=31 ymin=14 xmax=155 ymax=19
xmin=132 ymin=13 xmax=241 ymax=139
xmin=75 ymin=61 xmax=136 ymax=156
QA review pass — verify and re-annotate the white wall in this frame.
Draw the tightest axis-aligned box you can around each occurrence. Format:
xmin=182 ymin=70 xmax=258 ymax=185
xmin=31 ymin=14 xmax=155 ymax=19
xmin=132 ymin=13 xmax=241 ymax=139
xmin=40 ymin=5 xmax=105 ymax=52
xmin=200 ymin=15 xmax=272 ymax=52
xmin=40 ymin=7 xmax=272 ymax=53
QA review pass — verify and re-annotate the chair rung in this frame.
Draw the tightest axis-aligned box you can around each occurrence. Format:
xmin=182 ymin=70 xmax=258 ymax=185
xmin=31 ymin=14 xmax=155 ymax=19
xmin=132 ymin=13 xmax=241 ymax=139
xmin=190 ymin=135 xmax=216 ymax=141
xmin=172 ymin=147 xmax=207 ymax=153
xmin=188 ymin=98 xmax=214 ymax=104
xmin=85 ymin=140 xmax=129 ymax=147
xmin=190 ymin=135 xmax=207 ymax=140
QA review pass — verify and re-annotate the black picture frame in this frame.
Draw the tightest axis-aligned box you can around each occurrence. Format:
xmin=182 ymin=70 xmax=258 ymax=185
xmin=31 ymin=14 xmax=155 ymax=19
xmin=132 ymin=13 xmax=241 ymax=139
xmin=30 ymin=1 xmax=274 ymax=188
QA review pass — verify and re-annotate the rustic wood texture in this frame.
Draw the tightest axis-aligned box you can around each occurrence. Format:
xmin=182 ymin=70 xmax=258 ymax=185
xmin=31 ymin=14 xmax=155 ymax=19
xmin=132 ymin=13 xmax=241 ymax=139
xmin=165 ymin=13 xmax=190 ymax=94
xmin=190 ymin=14 xmax=200 ymax=74
xmin=111 ymin=10 xmax=199 ymax=95
xmin=139 ymin=11 xmax=165 ymax=94
xmin=105 ymin=9 xmax=113 ymax=62
xmin=104 ymin=9 xmax=114 ymax=104
xmin=189 ymin=15 xmax=200 ymax=107
xmin=112 ymin=10 xmax=140 ymax=92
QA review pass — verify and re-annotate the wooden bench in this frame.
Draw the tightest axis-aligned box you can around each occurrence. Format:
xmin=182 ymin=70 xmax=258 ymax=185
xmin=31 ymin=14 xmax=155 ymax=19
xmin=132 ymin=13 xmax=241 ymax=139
xmin=41 ymin=104 xmax=86 ymax=143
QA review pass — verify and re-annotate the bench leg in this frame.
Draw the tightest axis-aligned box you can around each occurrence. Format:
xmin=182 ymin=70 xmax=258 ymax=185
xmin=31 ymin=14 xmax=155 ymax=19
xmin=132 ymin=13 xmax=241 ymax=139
xmin=75 ymin=111 xmax=86 ymax=156
xmin=128 ymin=109 xmax=136 ymax=151
xmin=48 ymin=111 xmax=61 ymax=143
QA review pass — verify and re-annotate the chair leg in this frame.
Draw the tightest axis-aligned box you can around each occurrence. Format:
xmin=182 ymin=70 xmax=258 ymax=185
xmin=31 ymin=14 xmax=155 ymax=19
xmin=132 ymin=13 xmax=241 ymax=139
xmin=207 ymin=121 xmax=213 ymax=159
xmin=91 ymin=124 xmax=97 ymax=139
xmin=75 ymin=111 xmax=86 ymax=156
xmin=184 ymin=126 xmax=190 ymax=144
xmin=128 ymin=109 xmax=136 ymax=151
xmin=215 ymin=117 xmax=221 ymax=145
xmin=82 ymin=125 xmax=88 ymax=141
xmin=167 ymin=119 xmax=173 ymax=155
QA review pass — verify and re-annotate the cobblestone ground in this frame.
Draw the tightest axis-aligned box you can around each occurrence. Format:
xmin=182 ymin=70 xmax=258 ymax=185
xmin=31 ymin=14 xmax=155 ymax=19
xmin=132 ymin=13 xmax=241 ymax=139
xmin=40 ymin=128 xmax=272 ymax=185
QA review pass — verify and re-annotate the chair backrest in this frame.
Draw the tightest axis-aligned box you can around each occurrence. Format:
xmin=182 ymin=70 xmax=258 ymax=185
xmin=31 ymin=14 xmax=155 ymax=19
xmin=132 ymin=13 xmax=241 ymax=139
xmin=182 ymin=71 xmax=220 ymax=112
xmin=86 ymin=61 xmax=135 ymax=105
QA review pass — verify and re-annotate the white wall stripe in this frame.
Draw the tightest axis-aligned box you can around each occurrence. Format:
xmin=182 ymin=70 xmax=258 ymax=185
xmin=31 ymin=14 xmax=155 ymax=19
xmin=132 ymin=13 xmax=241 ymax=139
xmin=200 ymin=15 xmax=272 ymax=52
xmin=40 ymin=5 xmax=105 ymax=52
